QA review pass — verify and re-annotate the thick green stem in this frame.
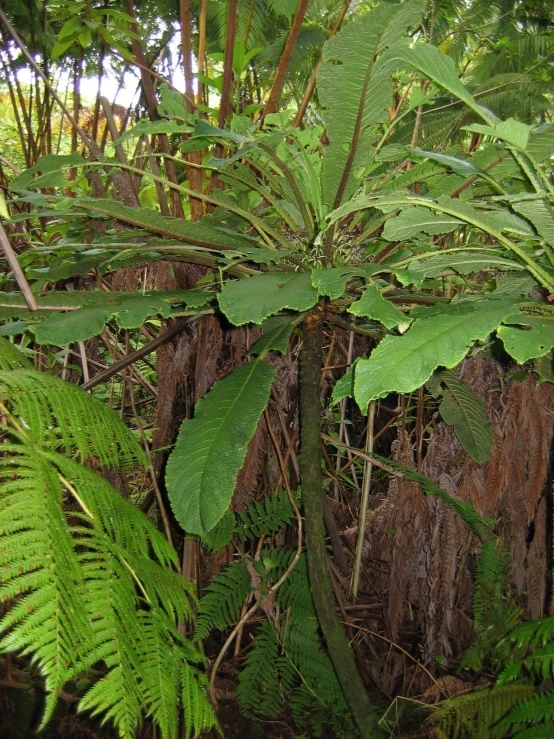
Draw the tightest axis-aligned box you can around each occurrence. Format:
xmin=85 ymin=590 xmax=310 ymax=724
xmin=300 ymin=309 xmax=381 ymax=739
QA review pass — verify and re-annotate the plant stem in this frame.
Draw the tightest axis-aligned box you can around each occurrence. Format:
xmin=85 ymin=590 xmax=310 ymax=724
xmin=300 ymin=308 xmax=381 ymax=739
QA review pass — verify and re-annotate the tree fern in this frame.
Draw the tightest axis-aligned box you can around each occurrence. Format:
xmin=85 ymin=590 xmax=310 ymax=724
xmin=428 ymin=684 xmax=537 ymax=739
xmin=461 ymin=541 xmax=522 ymax=672
xmin=235 ymin=487 xmax=300 ymax=542
xmin=194 ymin=560 xmax=252 ymax=641
xmin=233 ymin=550 xmax=355 ymax=737
xmin=0 ymin=368 xmax=146 ymax=469
xmin=0 ymin=363 xmax=217 ymax=737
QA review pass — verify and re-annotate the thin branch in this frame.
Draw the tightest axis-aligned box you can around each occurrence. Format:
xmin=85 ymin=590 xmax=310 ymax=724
xmin=82 ymin=314 xmax=209 ymax=391
xmin=0 ymin=220 xmax=37 ymax=310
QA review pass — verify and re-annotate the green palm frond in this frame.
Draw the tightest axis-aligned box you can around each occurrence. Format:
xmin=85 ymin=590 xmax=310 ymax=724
xmin=0 ymin=369 xmax=147 ymax=469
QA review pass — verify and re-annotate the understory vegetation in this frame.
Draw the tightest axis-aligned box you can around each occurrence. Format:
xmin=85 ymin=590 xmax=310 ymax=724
xmin=1 ymin=0 xmax=554 ymax=737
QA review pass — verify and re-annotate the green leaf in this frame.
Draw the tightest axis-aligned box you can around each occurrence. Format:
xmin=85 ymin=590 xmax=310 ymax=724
xmin=494 ymin=272 xmax=539 ymax=296
xmin=317 ymin=1 xmax=424 ymax=209
xmin=198 ymin=509 xmax=236 ymax=553
xmin=10 ymin=154 xmax=86 ymax=191
xmin=375 ymin=41 xmax=487 ymax=122
xmin=166 ymin=359 xmax=276 ymax=535
xmin=349 ymin=286 xmax=406 ymax=330
xmin=311 ymin=267 xmax=364 ymax=300
xmin=511 ymin=199 xmax=554 ymax=247
xmin=498 ymin=313 xmax=554 ymax=363
xmin=218 ymin=272 xmax=318 ymax=326
xmin=157 ymin=84 xmax=193 ymax=121
xmin=411 ymin=149 xmax=485 ymax=179
xmin=248 ymin=317 xmax=294 ymax=356
xmin=405 ymin=251 xmax=525 ymax=280
xmin=330 ymin=365 xmax=355 ymax=405
xmin=112 ymin=294 xmax=173 ymax=329
xmin=117 ymin=119 xmax=193 ymax=146
xmin=354 ymin=299 xmax=518 ymax=407
xmin=35 ymin=305 xmax=117 ymax=344
xmin=383 ymin=207 xmax=464 ymax=240
xmin=438 ymin=370 xmax=492 ymax=464
xmin=462 ymin=119 xmax=533 ymax=151
xmin=75 ymin=199 xmax=260 ymax=253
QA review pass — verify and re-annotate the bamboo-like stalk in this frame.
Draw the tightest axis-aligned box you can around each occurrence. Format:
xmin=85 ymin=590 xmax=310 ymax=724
xmin=0 ymin=221 xmax=38 ymax=311
xmin=211 ymin=0 xmax=239 ymax=191
xmin=180 ymin=0 xmax=204 ymax=221
xmin=196 ymin=0 xmax=208 ymax=107
xmin=259 ymin=0 xmax=310 ymax=126
xmin=352 ymin=400 xmax=375 ymax=597
xmin=122 ymin=0 xmax=185 ymax=218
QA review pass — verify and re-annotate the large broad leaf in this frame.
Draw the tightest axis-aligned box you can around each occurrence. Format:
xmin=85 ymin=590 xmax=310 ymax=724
xmin=317 ymin=1 xmax=424 ymax=209
xmin=349 ymin=285 xmax=406 ymax=330
xmin=375 ymin=41 xmax=488 ymax=123
xmin=511 ymin=199 xmax=554 ymax=247
xmin=405 ymin=252 xmax=525 ymax=281
xmin=29 ymin=291 xmax=211 ymax=345
xmin=10 ymin=154 xmax=86 ymax=191
xmin=439 ymin=370 xmax=492 ymax=464
xmin=383 ymin=207 xmax=464 ymax=240
xmin=218 ymin=272 xmax=318 ymax=326
xmin=166 ymin=359 xmax=276 ymax=535
xmin=461 ymin=119 xmax=533 ymax=151
xmin=498 ymin=312 xmax=554 ymax=363
xmin=247 ymin=317 xmax=295 ymax=356
xmin=311 ymin=266 xmax=365 ymax=300
xmin=354 ymin=298 xmax=518 ymax=407
xmin=411 ymin=149 xmax=486 ymax=179
xmin=74 ymin=199 xmax=274 ymax=257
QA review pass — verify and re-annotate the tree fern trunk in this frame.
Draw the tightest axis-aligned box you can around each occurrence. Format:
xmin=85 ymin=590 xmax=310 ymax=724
xmin=300 ymin=308 xmax=381 ymax=739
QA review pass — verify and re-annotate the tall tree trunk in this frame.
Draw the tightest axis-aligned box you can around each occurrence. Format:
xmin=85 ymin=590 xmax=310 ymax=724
xmin=300 ymin=307 xmax=381 ymax=739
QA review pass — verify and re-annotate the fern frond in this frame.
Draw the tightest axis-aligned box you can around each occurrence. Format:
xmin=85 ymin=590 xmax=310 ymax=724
xmin=0 ymin=337 xmax=33 ymax=370
xmin=181 ymin=662 xmax=219 ymax=739
xmin=50 ymin=452 xmax=179 ymax=569
xmin=428 ymin=684 xmax=536 ymax=739
xmin=499 ymin=642 xmax=554 ymax=686
xmin=0 ymin=444 xmax=91 ymax=725
xmin=0 ymin=369 xmax=146 ymax=469
xmin=136 ymin=610 xmax=181 ymax=739
xmin=512 ymin=725 xmax=554 ymax=738
xmin=501 ymin=690 xmax=554 ymax=728
xmin=198 ymin=509 xmax=235 ymax=553
xmin=506 ymin=616 xmax=554 ymax=650
xmin=461 ymin=541 xmax=521 ymax=672
xmin=236 ymin=488 xmax=299 ymax=542
xmin=194 ymin=560 xmax=251 ymax=640
xmin=236 ymin=621 xmax=284 ymax=717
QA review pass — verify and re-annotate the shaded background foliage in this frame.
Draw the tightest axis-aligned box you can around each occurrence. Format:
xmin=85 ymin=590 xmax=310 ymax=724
xmin=0 ymin=0 xmax=554 ymax=738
